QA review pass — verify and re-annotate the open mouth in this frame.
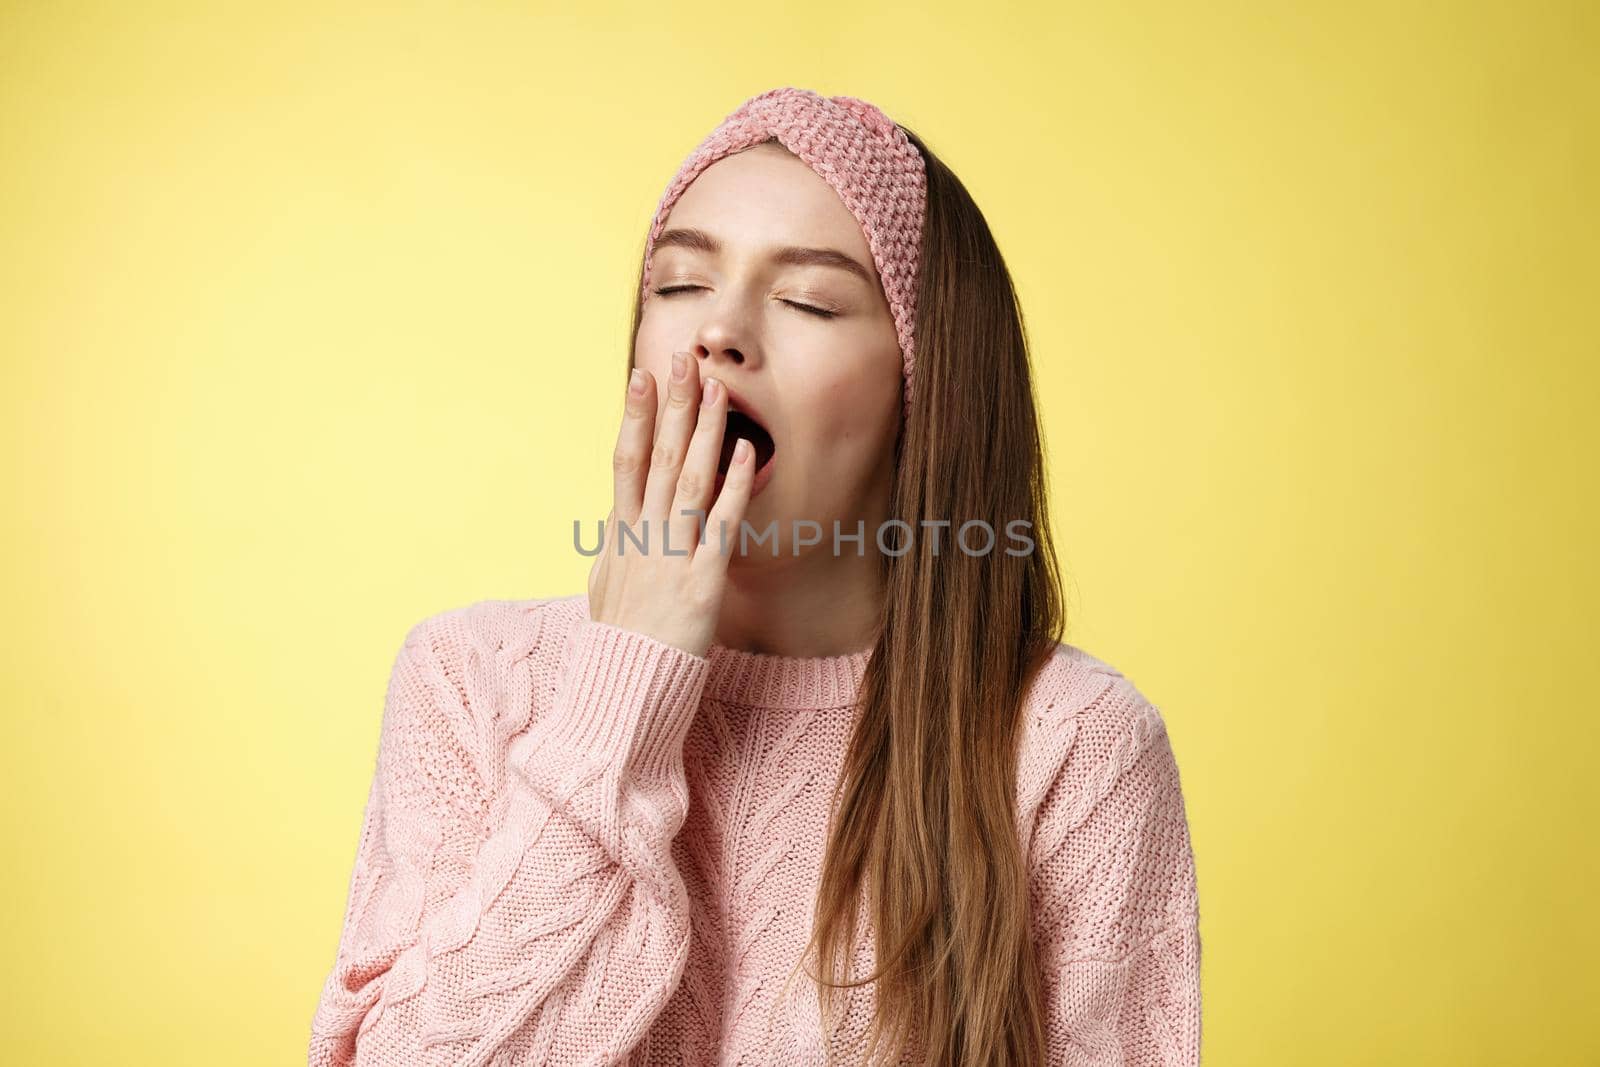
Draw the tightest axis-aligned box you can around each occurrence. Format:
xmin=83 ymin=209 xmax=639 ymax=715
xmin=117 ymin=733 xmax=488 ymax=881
xmin=717 ymin=407 xmax=776 ymax=478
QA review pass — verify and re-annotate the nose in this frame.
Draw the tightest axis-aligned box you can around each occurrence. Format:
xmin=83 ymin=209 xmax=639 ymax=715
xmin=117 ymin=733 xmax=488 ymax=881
xmin=686 ymin=282 xmax=763 ymax=378
xmin=694 ymin=343 xmax=746 ymax=374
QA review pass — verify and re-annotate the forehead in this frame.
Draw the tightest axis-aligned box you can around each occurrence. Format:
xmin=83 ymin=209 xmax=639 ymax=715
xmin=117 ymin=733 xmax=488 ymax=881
xmin=660 ymin=143 xmax=874 ymax=265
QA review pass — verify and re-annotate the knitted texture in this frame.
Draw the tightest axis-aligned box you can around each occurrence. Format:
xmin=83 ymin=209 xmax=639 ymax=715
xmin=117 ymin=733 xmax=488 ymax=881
xmin=639 ymin=87 xmax=928 ymax=420
xmin=308 ymin=594 xmax=1202 ymax=1065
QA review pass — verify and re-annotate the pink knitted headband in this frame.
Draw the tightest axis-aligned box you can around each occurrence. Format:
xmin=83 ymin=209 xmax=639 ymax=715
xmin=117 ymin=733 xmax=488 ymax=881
xmin=639 ymin=87 xmax=928 ymax=419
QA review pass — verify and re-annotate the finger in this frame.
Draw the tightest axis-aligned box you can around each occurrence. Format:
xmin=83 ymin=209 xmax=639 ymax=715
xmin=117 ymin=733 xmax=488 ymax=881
xmin=613 ymin=368 xmax=656 ymax=527
xmin=641 ymin=351 xmax=702 ymax=526
xmin=668 ymin=372 xmax=729 ymax=555
xmin=694 ymin=436 xmax=756 ymax=583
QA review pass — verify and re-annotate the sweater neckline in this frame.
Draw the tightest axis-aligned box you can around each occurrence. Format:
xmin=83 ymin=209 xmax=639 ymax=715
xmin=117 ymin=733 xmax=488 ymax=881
xmin=702 ymin=639 xmax=874 ymax=710
xmin=550 ymin=592 xmax=874 ymax=711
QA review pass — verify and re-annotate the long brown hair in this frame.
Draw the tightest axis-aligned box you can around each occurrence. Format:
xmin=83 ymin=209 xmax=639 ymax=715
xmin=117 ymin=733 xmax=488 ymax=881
xmin=626 ymin=125 xmax=1064 ymax=1066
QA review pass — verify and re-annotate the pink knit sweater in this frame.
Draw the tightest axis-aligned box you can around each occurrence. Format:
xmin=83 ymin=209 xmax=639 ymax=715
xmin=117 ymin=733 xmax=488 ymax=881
xmin=308 ymin=594 xmax=1201 ymax=1065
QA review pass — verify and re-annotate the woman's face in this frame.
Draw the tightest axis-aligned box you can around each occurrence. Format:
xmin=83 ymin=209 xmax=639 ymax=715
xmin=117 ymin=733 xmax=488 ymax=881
xmin=633 ymin=141 xmax=904 ymax=561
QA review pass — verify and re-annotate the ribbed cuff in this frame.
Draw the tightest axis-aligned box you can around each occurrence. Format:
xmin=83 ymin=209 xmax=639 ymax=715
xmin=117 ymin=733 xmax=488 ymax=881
xmin=540 ymin=619 xmax=711 ymax=781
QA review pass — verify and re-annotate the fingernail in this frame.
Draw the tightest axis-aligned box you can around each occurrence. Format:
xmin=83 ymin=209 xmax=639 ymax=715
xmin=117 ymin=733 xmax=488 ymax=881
xmin=672 ymin=352 xmax=688 ymax=381
xmin=701 ymin=377 xmax=720 ymax=408
xmin=628 ymin=368 xmax=645 ymax=397
xmin=735 ymin=438 xmax=752 ymax=464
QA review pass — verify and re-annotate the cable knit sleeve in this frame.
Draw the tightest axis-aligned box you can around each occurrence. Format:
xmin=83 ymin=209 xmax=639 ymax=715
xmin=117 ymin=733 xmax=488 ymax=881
xmin=308 ymin=606 xmax=710 ymax=1067
xmin=1029 ymin=677 xmax=1203 ymax=1066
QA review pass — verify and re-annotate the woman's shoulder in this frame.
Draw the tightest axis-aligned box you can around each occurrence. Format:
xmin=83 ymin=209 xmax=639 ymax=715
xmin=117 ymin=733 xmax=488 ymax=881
xmin=1022 ymin=639 xmax=1169 ymax=745
xmin=397 ymin=592 xmax=589 ymax=661
xmin=377 ymin=594 xmax=593 ymax=754
xmin=1014 ymin=639 xmax=1180 ymax=847
xmin=1020 ymin=642 xmax=1201 ymax=980
xmin=387 ymin=593 xmax=594 ymax=720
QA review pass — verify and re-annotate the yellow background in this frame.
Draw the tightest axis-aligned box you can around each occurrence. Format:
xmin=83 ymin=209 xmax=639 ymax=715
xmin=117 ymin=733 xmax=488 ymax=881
xmin=2 ymin=2 xmax=1594 ymax=1063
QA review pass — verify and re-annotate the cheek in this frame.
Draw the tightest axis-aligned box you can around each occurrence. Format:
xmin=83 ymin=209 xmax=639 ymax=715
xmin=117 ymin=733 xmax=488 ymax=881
xmin=793 ymin=378 xmax=897 ymax=474
xmin=825 ymin=355 xmax=899 ymax=434
xmin=635 ymin=353 xmax=671 ymax=391
xmin=631 ymin=316 xmax=675 ymax=392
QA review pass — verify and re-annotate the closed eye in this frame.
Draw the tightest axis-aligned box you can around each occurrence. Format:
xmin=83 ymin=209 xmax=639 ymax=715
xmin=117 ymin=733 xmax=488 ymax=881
xmin=651 ymin=285 xmax=839 ymax=320
xmin=783 ymin=300 xmax=840 ymax=320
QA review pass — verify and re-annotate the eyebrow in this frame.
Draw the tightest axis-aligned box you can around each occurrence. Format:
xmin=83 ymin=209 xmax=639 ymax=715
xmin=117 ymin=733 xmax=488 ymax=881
xmin=652 ymin=227 xmax=876 ymax=286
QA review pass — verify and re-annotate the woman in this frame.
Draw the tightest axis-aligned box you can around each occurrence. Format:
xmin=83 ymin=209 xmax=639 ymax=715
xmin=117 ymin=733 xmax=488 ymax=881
xmin=309 ymin=87 xmax=1201 ymax=1066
